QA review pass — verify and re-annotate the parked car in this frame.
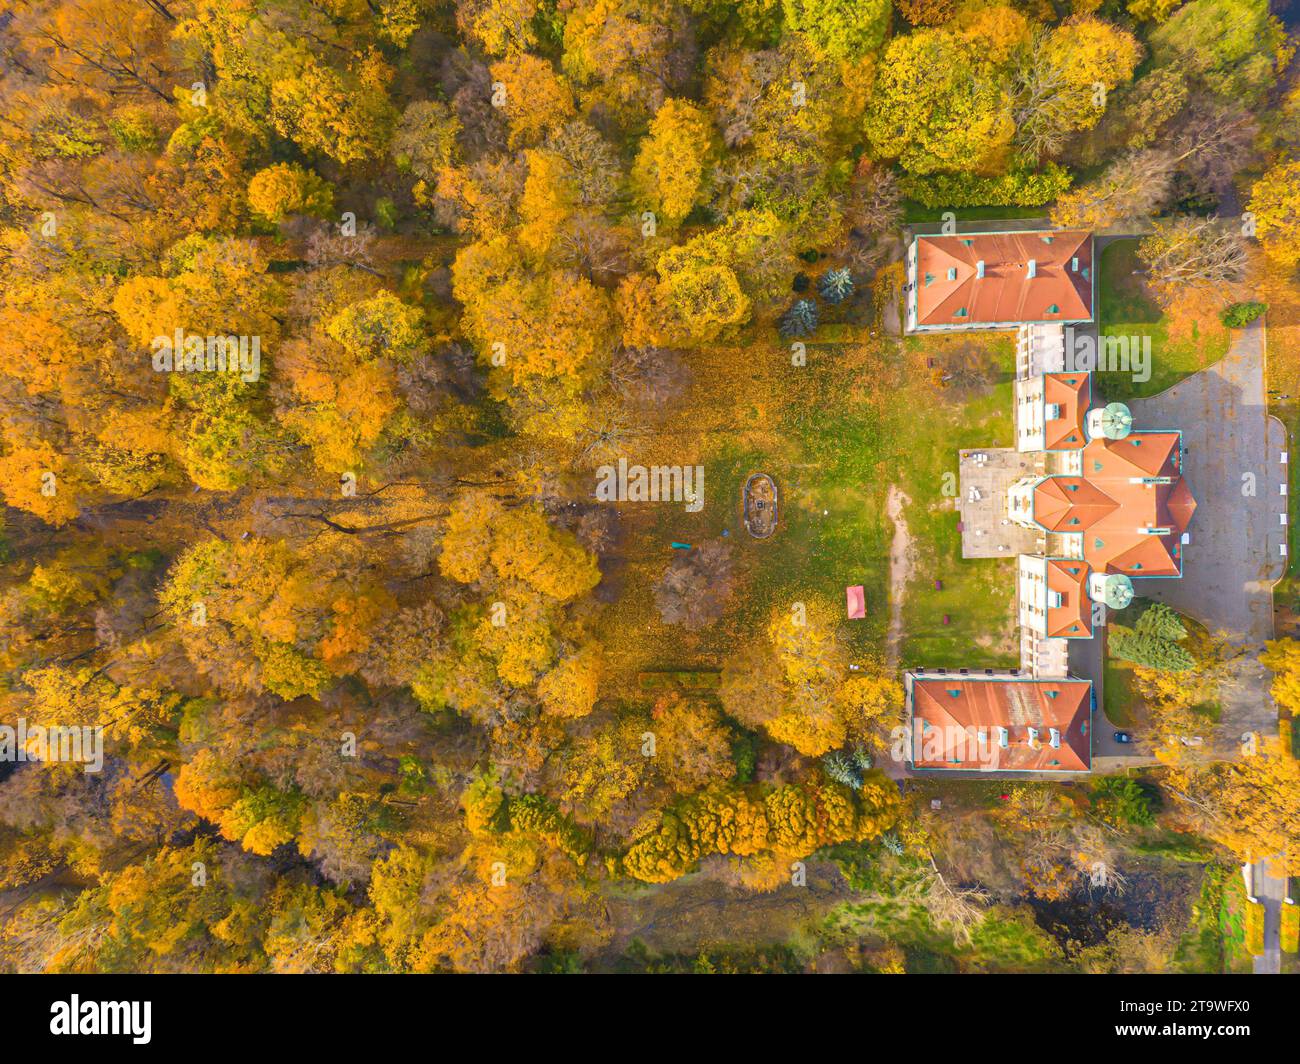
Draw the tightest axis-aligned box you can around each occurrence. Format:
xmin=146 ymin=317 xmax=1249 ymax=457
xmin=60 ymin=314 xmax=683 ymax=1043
xmin=1113 ymin=731 xmax=1132 ymax=744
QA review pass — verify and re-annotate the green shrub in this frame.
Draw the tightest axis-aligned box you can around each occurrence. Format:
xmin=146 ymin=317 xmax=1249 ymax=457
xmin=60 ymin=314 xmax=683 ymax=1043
xmin=1221 ymin=301 xmax=1267 ymax=328
xmin=637 ymin=670 xmax=722 ymax=691
xmin=900 ymin=164 xmax=1073 ymax=209
xmin=1245 ymin=899 xmax=1265 ymax=956
xmin=1282 ymin=901 xmax=1299 ymax=954
xmin=1090 ymin=776 xmax=1157 ymax=826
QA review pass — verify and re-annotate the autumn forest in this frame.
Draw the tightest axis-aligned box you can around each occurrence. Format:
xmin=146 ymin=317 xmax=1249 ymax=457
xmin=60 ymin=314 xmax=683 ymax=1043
xmin=0 ymin=0 xmax=1299 ymax=977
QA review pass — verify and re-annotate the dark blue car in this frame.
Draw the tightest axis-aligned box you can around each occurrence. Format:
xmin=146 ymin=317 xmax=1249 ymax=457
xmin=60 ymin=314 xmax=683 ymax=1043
xmin=1113 ymin=731 xmax=1132 ymax=744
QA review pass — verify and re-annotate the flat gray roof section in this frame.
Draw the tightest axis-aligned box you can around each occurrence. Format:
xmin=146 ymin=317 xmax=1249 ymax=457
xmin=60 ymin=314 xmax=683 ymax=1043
xmin=958 ymin=448 xmax=1043 ymax=559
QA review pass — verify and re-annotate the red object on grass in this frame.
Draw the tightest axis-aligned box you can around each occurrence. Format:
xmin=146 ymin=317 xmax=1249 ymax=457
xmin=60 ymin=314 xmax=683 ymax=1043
xmin=846 ymin=585 xmax=866 ymax=619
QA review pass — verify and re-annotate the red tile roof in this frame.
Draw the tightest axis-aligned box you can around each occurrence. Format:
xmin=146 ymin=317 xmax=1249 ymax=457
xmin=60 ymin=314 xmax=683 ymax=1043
xmin=910 ymin=677 xmax=1091 ymax=772
xmin=1043 ymin=373 xmax=1090 ymax=450
xmin=1032 ymin=432 xmax=1195 ymax=577
xmin=1045 ymin=559 xmax=1092 ymax=639
xmin=914 ymin=230 xmax=1093 ymax=328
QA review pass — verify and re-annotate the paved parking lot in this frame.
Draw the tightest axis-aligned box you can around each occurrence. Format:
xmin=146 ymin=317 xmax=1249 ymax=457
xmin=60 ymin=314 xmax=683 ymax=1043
xmin=1129 ymin=319 xmax=1285 ymax=747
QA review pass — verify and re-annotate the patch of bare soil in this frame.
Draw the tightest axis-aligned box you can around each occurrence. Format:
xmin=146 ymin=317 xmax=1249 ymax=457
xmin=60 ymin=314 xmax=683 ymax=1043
xmin=886 ymin=485 xmax=914 ymax=668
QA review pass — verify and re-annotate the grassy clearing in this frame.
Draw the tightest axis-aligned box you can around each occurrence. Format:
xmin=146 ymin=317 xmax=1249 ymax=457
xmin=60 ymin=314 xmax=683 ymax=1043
xmin=1174 ymin=864 xmax=1254 ymax=973
xmin=600 ymin=310 xmax=1022 ymax=691
xmin=594 ymin=327 xmax=887 ymax=690
xmin=1103 ymin=653 xmax=1143 ymax=728
xmin=827 ymin=887 xmax=1067 ymax=973
xmin=895 ymin=332 xmax=1020 ymax=667
xmin=1095 ymin=239 xmax=1230 ymax=401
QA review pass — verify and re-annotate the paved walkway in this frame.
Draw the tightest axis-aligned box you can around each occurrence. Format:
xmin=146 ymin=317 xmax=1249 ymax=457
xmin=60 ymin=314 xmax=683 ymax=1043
xmin=1129 ymin=320 xmax=1285 ymax=750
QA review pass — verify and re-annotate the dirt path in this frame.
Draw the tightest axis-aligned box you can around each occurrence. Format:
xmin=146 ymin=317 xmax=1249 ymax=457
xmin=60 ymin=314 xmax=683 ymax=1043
xmin=885 ymin=485 xmax=915 ymax=669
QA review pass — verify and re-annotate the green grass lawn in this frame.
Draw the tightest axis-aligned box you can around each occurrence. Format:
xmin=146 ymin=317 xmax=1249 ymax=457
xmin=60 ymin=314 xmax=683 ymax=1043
xmin=601 ymin=330 xmax=897 ymax=687
xmin=895 ymin=332 xmax=1020 ymax=667
xmin=1175 ymin=864 xmax=1255 ymax=973
xmin=1095 ymin=239 xmax=1230 ymax=401
xmin=1103 ymin=653 xmax=1143 ymax=728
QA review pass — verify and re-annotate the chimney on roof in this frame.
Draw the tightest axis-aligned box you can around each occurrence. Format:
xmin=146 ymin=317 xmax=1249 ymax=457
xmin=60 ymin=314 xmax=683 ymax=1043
xmin=976 ymin=260 xmax=985 ymax=278
xmin=1049 ymin=728 xmax=1061 ymax=749
xmin=1027 ymin=259 xmax=1037 ymax=279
